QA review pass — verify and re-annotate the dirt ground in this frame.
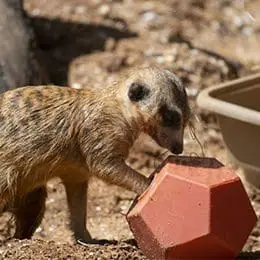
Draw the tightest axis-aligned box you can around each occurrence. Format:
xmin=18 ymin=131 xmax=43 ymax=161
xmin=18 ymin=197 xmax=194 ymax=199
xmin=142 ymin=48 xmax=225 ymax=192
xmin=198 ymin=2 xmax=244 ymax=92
xmin=0 ymin=0 xmax=260 ymax=259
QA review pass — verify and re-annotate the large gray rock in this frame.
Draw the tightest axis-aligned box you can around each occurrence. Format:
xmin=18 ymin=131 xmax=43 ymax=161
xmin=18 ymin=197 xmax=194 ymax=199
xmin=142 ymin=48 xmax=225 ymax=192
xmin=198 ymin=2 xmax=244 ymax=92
xmin=0 ymin=0 xmax=46 ymax=93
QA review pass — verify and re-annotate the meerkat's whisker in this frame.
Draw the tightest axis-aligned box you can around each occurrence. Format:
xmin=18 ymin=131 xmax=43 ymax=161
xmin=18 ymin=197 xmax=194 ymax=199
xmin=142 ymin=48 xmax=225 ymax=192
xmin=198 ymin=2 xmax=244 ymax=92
xmin=188 ymin=120 xmax=205 ymax=157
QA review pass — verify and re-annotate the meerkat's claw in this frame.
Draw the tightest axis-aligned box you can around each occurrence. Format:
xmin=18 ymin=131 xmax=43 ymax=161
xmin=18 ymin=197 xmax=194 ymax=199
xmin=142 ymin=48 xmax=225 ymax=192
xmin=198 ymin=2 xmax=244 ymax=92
xmin=77 ymin=238 xmax=117 ymax=246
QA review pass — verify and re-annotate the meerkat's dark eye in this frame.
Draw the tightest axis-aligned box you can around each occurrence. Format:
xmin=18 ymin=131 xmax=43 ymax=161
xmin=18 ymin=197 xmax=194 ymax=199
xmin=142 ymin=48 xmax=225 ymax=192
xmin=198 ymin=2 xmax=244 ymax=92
xmin=128 ymin=82 xmax=150 ymax=102
xmin=160 ymin=105 xmax=181 ymax=128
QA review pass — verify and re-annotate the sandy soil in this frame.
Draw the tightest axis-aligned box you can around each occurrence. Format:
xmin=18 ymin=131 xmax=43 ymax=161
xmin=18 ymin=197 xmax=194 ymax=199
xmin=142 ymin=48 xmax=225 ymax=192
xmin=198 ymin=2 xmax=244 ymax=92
xmin=0 ymin=0 xmax=260 ymax=258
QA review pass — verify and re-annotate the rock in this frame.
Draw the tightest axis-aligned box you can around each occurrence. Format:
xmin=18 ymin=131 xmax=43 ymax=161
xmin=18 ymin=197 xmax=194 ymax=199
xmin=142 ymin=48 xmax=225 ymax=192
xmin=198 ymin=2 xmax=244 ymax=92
xmin=0 ymin=0 xmax=47 ymax=94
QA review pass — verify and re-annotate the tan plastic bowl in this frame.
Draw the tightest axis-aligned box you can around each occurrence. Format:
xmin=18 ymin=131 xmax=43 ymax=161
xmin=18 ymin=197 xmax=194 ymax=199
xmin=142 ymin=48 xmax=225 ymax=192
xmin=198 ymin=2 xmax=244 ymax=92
xmin=196 ymin=73 xmax=260 ymax=187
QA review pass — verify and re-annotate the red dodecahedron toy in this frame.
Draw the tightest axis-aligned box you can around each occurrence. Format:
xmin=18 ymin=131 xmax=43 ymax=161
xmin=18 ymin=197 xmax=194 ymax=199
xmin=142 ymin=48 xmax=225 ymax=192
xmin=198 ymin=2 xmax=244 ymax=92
xmin=127 ymin=156 xmax=257 ymax=259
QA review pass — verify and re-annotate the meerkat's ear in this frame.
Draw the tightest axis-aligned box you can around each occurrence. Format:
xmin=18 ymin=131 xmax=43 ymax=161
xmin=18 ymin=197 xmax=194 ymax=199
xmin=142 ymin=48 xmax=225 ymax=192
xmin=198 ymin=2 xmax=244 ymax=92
xmin=128 ymin=82 xmax=150 ymax=102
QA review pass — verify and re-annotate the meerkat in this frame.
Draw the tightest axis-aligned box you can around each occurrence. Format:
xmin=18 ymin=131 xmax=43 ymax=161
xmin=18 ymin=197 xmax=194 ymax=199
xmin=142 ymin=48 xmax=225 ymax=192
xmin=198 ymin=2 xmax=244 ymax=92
xmin=0 ymin=66 xmax=190 ymax=243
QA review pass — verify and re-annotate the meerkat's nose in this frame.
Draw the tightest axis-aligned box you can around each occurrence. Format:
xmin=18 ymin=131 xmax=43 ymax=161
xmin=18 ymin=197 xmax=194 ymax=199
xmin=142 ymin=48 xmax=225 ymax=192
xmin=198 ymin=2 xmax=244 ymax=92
xmin=170 ymin=143 xmax=183 ymax=154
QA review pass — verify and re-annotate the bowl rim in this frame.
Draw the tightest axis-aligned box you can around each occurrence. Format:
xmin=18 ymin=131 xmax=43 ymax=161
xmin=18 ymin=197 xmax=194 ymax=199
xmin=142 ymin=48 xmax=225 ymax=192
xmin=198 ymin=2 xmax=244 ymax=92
xmin=196 ymin=73 xmax=260 ymax=126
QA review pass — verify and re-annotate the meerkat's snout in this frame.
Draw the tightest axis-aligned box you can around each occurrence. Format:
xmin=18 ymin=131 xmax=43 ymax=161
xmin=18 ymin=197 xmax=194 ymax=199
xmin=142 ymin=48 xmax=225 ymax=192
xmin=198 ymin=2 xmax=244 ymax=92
xmin=155 ymin=125 xmax=184 ymax=155
xmin=169 ymin=134 xmax=184 ymax=154
xmin=171 ymin=142 xmax=183 ymax=154
xmin=157 ymin=104 xmax=185 ymax=154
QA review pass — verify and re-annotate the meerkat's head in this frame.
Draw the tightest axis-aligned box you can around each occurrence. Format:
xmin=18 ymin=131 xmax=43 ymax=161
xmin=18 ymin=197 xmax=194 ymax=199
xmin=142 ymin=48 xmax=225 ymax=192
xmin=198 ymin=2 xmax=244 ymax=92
xmin=118 ymin=66 xmax=190 ymax=154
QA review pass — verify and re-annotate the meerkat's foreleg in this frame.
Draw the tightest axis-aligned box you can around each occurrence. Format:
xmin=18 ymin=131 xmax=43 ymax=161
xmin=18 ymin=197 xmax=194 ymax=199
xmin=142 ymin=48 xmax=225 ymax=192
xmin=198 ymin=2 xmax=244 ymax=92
xmin=94 ymin=160 xmax=150 ymax=195
xmin=63 ymin=180 xmax=92 ymax=242
xmin=13 ymin=186 xmax=47 ymax=239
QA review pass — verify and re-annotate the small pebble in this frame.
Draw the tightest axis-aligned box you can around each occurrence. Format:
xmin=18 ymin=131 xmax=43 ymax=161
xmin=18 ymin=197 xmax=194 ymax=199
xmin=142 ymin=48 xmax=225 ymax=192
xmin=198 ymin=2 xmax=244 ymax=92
xmin=98 ymin=5 xmax=110 ymax=16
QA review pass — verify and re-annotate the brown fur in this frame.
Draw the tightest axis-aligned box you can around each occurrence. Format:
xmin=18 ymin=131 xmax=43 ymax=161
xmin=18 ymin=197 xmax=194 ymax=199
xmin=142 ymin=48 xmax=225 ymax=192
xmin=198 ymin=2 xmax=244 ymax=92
xmin=0 ymin=66 xmax=190 ymax=242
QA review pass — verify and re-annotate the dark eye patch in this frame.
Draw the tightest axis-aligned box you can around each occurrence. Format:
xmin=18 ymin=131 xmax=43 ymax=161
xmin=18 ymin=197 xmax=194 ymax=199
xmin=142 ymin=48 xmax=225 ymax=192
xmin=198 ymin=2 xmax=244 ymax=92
xmin=160 ymin=105 xmax=181 ymax=128
xmin=128 ymin=82 xmax=150 ymax=102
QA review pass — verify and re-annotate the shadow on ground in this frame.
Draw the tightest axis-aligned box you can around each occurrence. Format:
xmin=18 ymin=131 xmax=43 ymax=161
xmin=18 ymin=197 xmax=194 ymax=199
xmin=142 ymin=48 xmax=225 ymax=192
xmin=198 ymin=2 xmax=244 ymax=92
xmin=30 ymin=16 xmax=137 ymax=85
xmin=238 ymin=251 xmax=260 ymax=259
